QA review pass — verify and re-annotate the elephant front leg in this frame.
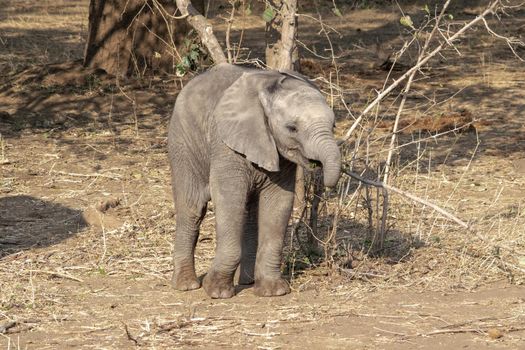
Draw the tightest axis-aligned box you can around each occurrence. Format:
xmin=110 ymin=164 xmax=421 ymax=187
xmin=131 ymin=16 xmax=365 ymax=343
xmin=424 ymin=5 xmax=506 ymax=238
xmin=204 ymin=176 xmax=249 ymax=298
xmin=254 ymin=183 xmax=294 ymax=297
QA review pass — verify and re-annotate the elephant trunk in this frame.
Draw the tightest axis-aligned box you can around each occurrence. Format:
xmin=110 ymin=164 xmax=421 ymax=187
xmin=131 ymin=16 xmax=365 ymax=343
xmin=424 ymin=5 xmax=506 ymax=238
xmin=317 ymin=139 xmax=341 ymax=187
xmin=304 ymin=128 xmax=341 ymax=187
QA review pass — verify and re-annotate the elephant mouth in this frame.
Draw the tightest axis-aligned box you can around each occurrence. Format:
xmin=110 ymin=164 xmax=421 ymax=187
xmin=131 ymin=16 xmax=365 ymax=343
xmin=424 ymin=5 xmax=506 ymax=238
xmin=284 ymin=148 xmax=322 ymax=171
xmin=305 ymin=159 xmax=323 ymax=171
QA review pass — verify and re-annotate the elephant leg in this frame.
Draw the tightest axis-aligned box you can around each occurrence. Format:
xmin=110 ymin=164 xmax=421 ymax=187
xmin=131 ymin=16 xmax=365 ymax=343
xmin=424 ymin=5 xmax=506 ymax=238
xmin=171 ymin=200 xmax=207 ymax=291
xmin=203 ymin=175 xmax=249 ymax=298
xmin=254 ymin=177 xmax=295 ymax=297
xmin=238 ymin=195 xmax=258 ymax=285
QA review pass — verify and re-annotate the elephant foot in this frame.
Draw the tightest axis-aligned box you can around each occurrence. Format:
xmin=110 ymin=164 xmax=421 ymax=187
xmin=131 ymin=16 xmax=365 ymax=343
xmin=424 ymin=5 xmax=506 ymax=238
xmin=203 ymin=271 xmax=235 ymax=299
xmin=171 ymin=271 xmax=201 ymax=291
xmin=254 ymin=278 xmax=290 ymax=297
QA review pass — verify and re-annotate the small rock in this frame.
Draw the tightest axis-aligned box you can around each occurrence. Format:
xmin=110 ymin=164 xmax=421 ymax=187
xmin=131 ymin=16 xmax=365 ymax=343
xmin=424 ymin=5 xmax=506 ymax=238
xmin=95 ymin=197 xmax=120 ymax=213
xmin=487 ymin=328 xmax=503 ymax=339
xmin=512 ymin=159 xmax=525 ymax=174
xmin=82 ymin=207 xmax=123 ymax=230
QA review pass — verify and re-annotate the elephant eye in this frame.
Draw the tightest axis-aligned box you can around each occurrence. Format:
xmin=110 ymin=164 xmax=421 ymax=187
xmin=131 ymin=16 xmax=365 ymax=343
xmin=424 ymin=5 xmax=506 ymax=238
xmin=286 ymin=124 xmax=298 ymax=133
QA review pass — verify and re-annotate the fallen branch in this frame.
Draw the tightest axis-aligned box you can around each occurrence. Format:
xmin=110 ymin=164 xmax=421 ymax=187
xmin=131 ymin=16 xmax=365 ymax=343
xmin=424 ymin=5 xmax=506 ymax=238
xmin=421 ymin=325 xmax=525 ymax=337
xmin=342 ymin=168 xmax=468 ymax=228
xmin=376 ymin=325 xmax=525 ymax=338
xmin=30 ymin=269 xmax=84 ymax=283
xmin=50 ymin=170 xmax=122 ymax=180
xmin=0 ymin=321 xmax=16 ymax=334
xmin=0 ymin=320 xmax=38 ymax=334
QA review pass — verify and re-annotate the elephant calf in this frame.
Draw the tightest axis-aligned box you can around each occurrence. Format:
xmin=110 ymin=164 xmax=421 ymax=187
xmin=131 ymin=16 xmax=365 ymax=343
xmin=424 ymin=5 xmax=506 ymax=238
xmin=168 ymin=63 xmax=341 ymax=298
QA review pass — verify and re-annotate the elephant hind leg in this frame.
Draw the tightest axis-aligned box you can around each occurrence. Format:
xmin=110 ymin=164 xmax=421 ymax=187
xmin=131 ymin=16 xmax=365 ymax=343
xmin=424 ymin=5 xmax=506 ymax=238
xmin=237 ymin=195 xmax=258 ymax=285
xmin=171 ymin=196 xmax=208 ymax=291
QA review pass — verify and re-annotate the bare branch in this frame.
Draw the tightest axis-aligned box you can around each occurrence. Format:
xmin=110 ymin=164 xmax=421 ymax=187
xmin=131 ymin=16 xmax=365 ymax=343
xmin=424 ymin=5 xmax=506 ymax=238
xmin=341 ymin=0 xmax=501 ymax=142
xmin=225 ymin=1 xmax=236 ymax=64
xmin=481 ymin=16 xmax=525 ymax=61
xmin=175 ymin=0 xmax=227 ymax=64
xmin=382 ymin=0 xmax=452 ymax=184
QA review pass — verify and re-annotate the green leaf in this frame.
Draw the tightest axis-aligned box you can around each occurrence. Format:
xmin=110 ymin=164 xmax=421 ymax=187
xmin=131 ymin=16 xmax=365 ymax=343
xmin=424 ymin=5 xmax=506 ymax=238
xmin=189 ymin=50 xmax=199 ymax=62
xmin=423 ymin=4 xmax=430 ymax=15
xmin=182 ymin=56 xmax=191 ymax=67
xmin=332 ymin=7 xmax=343 ymax=17
xmin=448 ymin=13 xmax=454 ymax=20
xmin=400 ymin=15 xmax=414 ymax=29
xmin=245 ymin=3 xmax=252 ymax=16
xmin=175 ymin=64 xmax=186 ymax=77
xmin=262 ymin=7 xmax=275 ymax=23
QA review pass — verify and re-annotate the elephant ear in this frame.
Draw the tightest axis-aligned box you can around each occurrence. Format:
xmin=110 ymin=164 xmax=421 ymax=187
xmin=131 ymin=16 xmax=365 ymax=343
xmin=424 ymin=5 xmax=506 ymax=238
xmin=278 ymin=69 xmax=317 ymax=89
xmin=214 ymin=72 xmax=280 ymax=172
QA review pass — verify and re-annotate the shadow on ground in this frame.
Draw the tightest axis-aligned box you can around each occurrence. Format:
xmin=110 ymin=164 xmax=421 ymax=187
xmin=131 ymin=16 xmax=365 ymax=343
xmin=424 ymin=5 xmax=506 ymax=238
xmin=0 ymin=195 xmax=87 ymax=258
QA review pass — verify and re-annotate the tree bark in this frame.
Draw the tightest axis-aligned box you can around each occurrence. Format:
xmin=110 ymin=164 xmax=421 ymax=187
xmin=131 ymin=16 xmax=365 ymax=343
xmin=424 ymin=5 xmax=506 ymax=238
xmin=265 ymin=0 xmax=299 ymax=70
xmin=83 ymin=0 xmax=205 ymax=76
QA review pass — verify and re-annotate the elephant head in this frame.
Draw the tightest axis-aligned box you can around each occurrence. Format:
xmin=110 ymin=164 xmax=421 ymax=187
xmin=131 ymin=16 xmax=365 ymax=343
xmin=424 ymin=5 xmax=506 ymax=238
xmin=213 ymin=69 xmax=341 ymax=187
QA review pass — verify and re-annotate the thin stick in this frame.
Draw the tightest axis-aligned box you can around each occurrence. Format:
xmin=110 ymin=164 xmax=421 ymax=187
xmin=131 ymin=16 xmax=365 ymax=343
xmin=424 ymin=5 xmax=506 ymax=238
xmin=30 ymin=269 xmax=84 ymax=283
xmin=50 ymin=170 xmax=122 ymax=180
xmin=225 ymin=1 xmax=236 ymax=64
xmin=423 ymin=326 xmax=525 ymax=336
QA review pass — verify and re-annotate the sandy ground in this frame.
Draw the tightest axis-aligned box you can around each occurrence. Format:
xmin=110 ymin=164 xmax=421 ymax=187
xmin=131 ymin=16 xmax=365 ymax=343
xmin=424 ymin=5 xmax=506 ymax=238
xmin=1 ymin=0 xmax=524 ymax=348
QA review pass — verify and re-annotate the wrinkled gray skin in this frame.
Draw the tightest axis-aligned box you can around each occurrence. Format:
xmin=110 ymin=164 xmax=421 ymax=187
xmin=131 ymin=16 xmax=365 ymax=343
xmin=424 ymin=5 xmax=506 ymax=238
xmin=168 ymin=63 xmax=341 ymax=298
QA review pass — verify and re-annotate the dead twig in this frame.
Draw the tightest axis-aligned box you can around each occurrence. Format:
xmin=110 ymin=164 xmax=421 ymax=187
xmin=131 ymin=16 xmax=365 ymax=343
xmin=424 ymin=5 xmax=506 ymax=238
xmin=30 ymin=269 xmax=84 ymax=283
xmin=50 ymin=170 xmax=122 ymax=180
xmin=123 ymin=322 xmax=140 ymax=345
xmin=225 ymin=1 xmax=236 ymax=64
xmin=0 ymin=320 xmax=37 ymax=334
xmin=422 ymin=325 xmax=525 ymax=337
xmin=0 ymin=321 xmax=16 ymax=334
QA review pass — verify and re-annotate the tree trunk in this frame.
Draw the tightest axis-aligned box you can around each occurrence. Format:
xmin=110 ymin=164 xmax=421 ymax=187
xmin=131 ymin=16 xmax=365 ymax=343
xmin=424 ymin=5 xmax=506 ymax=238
xmin=265 ymin=0 xmax=299 ymax=70
xmin=83 ymin=0 xmax=205 ymax=76
xmin=264 ymin=0 xmax=303 ymax=208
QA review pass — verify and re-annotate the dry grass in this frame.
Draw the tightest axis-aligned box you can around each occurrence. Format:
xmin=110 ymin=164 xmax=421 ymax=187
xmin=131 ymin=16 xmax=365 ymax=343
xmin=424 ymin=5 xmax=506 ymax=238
xmin=1 ymin=0 xmax=525 ymax=348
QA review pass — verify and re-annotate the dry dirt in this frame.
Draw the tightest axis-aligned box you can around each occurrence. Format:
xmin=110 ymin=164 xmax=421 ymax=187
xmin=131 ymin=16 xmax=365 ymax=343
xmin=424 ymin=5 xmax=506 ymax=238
xmin=1 ymin=1 xmax=525 ymax=349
